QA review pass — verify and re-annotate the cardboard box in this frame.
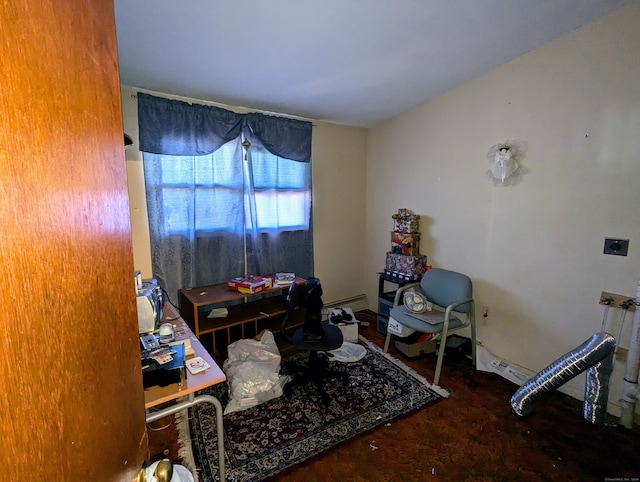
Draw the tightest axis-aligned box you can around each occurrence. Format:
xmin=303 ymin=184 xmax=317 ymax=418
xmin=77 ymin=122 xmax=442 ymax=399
xmin=395 ymin=338 xmax=437 ymax=359
xmin=329 ymin=307 xmax=359 ymax=343
xmin=227 ymin=275 xmax=272 ymax=294
xmin=387 ymin=316 xmax=416 ymax=337
xmin=236 ymin=284 xmax=269 ymax=295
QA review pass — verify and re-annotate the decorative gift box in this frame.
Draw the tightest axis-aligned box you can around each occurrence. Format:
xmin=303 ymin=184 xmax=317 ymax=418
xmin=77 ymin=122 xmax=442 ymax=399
xmin=227 ymin=274 xmax=273 ymax=294
xmin=391 ymin=231 xmax=420 ymax=256
xmin=384 ymin=252 xmax=427 ymax=281
xmin=392 ymin=208 xmax=420 ymax=234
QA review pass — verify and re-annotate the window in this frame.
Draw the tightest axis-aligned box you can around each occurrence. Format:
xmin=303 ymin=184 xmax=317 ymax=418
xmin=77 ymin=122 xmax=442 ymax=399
xmin=138 ymin=92 xmax=314 ymax=304
xmin=245 ymin=141 xmax=311 ymax=232
xmin=147 ymin=139 xmax=311 ymax=236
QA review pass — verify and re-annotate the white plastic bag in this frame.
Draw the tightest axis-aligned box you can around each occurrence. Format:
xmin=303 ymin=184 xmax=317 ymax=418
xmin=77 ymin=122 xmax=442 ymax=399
xmin=222 ymin=330 xmax=290 ymax=414
xmin=327 ymin=341 xmax=367 ymax=362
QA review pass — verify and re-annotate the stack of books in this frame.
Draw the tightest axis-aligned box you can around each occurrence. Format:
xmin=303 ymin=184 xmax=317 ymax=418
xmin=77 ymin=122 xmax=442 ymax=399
xmin=227 ymin=274 xmax=273 ymax=294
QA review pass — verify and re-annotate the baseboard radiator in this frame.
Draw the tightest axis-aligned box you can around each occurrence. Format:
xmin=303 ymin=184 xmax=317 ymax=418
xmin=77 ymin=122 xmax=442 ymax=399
xmin=324 ymin=294 xmax=369 ymax=313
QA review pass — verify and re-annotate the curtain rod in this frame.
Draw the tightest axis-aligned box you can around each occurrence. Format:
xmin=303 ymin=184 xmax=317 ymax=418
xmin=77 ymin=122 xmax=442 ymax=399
xmin=128 ymin=90 xmax=317 ymax=126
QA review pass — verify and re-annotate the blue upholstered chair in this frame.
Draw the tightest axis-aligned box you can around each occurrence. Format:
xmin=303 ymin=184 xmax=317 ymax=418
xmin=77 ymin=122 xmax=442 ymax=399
xmin=383 ymin=268 xmax=476 ymax=385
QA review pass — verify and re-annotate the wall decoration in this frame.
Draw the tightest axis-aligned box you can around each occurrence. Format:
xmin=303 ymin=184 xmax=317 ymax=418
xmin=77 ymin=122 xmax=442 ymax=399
xmin=485 ymin=140 xmax=526 ymax=186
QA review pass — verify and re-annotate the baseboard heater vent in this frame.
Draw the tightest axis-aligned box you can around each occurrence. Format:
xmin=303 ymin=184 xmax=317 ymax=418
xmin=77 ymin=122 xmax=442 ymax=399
xmin=324 ymin=294 xmax=369 ymax=313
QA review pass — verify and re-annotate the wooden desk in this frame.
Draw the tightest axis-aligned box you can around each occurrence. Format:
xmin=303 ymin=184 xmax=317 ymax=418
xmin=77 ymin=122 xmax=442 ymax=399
xmin=144 ymin=302 xmax=227 ymax=481
xmin=178 ymin=276 xmax=306 ymax=362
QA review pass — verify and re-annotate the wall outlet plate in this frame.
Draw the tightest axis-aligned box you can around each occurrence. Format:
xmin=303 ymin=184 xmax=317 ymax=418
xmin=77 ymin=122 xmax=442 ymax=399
xmin=603 ymin=238 xmax=629 ymax=256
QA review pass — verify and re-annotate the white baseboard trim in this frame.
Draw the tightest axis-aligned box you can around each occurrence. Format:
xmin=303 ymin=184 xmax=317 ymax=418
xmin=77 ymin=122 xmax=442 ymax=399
xmin=324 ymin=294 xmax=369 ymax=313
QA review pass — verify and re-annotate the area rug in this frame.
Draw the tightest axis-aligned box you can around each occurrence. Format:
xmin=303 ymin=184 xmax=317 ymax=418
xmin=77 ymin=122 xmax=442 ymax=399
xmin=188 ymin=337 xmax=448 ymax=482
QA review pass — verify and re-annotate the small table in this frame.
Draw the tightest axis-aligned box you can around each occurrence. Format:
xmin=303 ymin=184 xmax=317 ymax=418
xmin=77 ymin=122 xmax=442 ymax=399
xmin=144 ymin=302 xmax=227 ymax=482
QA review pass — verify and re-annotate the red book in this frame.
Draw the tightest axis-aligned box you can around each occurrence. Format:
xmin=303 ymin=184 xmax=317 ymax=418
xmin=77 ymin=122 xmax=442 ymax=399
xmin=227 ymin=275 xmax=272 ymax=294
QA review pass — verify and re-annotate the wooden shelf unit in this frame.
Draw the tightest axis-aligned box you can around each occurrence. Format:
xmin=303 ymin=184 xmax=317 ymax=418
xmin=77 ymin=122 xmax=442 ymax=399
xmin=178 ymin=276 xmax=306 ymax=362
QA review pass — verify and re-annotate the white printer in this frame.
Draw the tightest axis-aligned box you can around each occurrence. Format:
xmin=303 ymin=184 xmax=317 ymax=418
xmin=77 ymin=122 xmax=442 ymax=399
xmin=135 ymin=271 xmax=164 ymax=334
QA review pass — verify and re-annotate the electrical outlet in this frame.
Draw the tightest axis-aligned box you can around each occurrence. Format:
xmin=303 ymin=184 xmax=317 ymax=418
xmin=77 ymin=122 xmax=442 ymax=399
xmin=604 ymin=238 xmax=629 ymax=256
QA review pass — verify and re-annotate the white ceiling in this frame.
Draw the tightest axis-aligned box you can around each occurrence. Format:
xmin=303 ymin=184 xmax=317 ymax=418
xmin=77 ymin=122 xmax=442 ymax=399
xmin=114 ymin=0 xmax=632 ymax=128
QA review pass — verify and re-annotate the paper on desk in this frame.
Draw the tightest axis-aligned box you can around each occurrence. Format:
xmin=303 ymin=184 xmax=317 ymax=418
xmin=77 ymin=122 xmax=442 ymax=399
xmin=208 ymin=307 xmax=228 ymax=318
xmin=186 ymin=356 xmax=210 ymax=374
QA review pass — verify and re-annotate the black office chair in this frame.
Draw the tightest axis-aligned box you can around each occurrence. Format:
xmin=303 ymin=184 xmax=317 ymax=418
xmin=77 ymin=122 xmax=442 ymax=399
xmin=280 ymin=278 xmax=348 ymax=406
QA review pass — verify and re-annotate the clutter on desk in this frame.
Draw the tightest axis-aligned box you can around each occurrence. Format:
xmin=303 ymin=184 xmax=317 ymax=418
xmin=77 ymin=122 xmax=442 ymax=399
xmin=140 ymin=333 xmax=160 ymax=351
xmin=141 ymin=342 xmax=186 ymax=389
xmin=135 ymin=271 xmax=164 ymax=335
xmin=227 ymin=274 xmax=273 ymax=294
xmin=166 ymin=336 xmax=194 ymax=358
xmin=186 ymin=356 xmax=211 ymax=375
xmin=157 ymin=322 xmax=175 ymax=343
xmin=274 ymin=272 xmax=296 ymax=285
xmin=222 ymin=329 xmax=290 ymax=415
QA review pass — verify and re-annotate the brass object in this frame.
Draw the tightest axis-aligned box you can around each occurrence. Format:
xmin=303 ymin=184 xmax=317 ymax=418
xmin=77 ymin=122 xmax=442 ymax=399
xmin=134 ymin=467 xmax=146 ymax=482
xmin=154 ymin=459 xmax=174 ymax=482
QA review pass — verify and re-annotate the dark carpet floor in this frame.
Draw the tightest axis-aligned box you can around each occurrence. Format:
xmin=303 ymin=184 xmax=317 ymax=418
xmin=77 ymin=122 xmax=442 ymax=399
xmin=149 ymin=309 xmax=640 ymax=481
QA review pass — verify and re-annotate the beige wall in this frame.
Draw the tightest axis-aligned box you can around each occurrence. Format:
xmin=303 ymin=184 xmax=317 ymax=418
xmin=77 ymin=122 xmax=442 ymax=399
xmin=120 ymin=87 xmax=368 ymax=305
xmin=121 ymin=3 xmax=640 ymax=414
xmin=365 ymin=3 xmax=640 ymax=413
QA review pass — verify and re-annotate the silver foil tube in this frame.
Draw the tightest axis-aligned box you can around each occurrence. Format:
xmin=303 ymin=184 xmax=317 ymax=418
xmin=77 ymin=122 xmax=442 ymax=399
xmin=583 ymin=349 xmax=614 ymax=423
xmin=511 ymin=332 xmax=616 ymax=423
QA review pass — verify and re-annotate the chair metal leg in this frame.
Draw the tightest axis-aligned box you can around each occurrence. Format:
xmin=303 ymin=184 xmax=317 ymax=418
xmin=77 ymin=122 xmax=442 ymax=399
xmin=434 ymin=320 xmax=451 ymax=386
xmin=433 ymin=336 xmax=447 ymax=386
xmin=284 ymin=351 xmax=348 ymax=406
xmin=383 ymin=331 xmax=392 ymax=352
xmin=469 ymin=303 xmax=477 ymax=367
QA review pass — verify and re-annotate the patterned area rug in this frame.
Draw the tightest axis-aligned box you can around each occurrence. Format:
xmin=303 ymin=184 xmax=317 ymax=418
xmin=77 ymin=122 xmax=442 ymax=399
xmin=188 ymin=337 xmax=447 ymax=482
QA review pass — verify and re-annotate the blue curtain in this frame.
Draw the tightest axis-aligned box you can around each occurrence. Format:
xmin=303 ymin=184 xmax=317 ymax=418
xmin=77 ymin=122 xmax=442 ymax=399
xmin=138 ymin=93 xmax=314 ymax=304
xmin=138 ymin=93 xmax=311 ymax=161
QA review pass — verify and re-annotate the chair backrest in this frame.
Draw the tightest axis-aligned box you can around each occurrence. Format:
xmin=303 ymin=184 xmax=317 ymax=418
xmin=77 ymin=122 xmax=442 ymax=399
xmin=420 ymin=268 xmax=473 ymax=313
xmin=280 ymin=282 xmax=299 ymax=344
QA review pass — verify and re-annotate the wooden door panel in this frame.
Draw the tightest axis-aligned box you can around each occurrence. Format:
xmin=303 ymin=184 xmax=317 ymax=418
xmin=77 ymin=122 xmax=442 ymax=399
xmin=0 ymin=1 xmax=147 ymax=480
